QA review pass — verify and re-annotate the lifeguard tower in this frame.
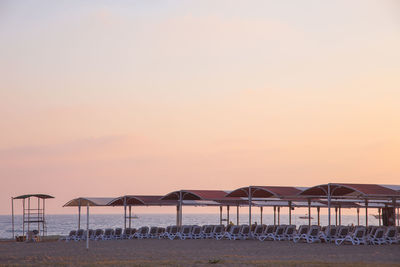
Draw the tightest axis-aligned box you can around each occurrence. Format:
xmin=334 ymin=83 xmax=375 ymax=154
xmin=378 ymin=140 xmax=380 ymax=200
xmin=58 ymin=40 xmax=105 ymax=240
xmin=11 ymin=194 xmax=54 ymax=241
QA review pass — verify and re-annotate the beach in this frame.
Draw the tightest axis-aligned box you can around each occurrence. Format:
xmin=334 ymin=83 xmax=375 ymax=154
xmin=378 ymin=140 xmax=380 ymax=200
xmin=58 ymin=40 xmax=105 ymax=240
xmin=0 ymin=239 xmax=399 ymax=266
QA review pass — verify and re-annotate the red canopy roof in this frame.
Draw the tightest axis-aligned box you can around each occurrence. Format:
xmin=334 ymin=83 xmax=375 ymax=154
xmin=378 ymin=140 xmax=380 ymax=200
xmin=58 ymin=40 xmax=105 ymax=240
xmin=226 ymin=186 xmax=302 ymax=198
xmin=161 ymin=190 xmax=242 ymax=201
xmin=299 ymin=183 xmax=400 ymax=198
xmin=108 ymin=195 xmax=177 ymax=206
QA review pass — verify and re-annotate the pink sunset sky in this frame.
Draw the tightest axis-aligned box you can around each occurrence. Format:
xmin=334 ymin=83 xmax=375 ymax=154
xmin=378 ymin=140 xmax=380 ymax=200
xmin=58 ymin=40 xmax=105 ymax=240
xmin=1 ymin=1 xmax=400 ymax=215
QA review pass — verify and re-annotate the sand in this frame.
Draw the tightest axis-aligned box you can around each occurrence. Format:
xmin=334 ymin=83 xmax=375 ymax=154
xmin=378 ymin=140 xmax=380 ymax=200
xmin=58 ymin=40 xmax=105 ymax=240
xmin=0 ymin=238 xmax=399 ymax=266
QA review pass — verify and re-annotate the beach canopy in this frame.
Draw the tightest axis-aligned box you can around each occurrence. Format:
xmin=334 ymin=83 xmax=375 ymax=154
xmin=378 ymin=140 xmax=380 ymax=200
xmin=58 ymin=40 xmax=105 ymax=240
xmin=161 ymin=190 xmax=233 ymax=200
xmin=226 ymin=186 xmax=305 ymax=198
xmin=107 ymin=195 xmax=178 ymax=206
xmin=160 ymin=189 xmax=246 ymax=205
xmin=299 ymin=183 xmax=400 ymax=198
xmin=13 ymin=194 xmax=54 ymax=199
xmin=63 ymin=197 xmax=116 ymax=207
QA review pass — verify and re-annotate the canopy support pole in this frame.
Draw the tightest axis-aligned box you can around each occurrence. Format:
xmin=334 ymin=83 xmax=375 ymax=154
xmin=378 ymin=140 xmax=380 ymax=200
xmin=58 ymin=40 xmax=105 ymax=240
xmin=176 ymin=205 xmax=179 ymax=226
xmin=219 ymin=206 xmax=222 ymax=225
xmin=273 ymin=206 xmax=276 ymax=226
xmin=327 ymin=184 xmax=331 ymax=230
xmin=308 ymin=199 xmax=311 ymax=227
xmin=129 ymin=206 xmax=132 ymax=229
xmin=335 ymin=207 xmax=338 ymax=226
xmin=248 ymin=186 xmax=252 ymax=226
xmin=123 ymin=197 xmax=127 ymax=231
xmin=11 ymin=197 xmax=14 ymax=239
xmin=288 ymin=201 xmax=292 ymax=225
xmin=260 ymin=206 xmax=263 ymax=225
xmin=22 ymin=199 xmax=25 ymax=238
xmin=78 ymin=200 xmax=81 ymax=230
xmin=339 ymin=206 xmax=341 ymax=225
xmin=378 ymin=208 xmax=381 ymax=226
xmin=393 ymin=198 xmax=397 ymax=226
xmin=227 ymin=206 xmax=230 ymax=226
xmin=278 ymin=206 xmax=280 ymax=225
xmin=27 ymin=197 xmax=30 ymax=233
xmin=357 ymin=208 xmax=360 ymax=226
xmin=37 ymin=198 xmax=40 ymax=235
xmin=179 ymin=190 xmax=183 ymax=226
xmin=317 ymin=206 xmax=320 ymax=226
xmin=86 ymin=203 xmax=89 ymax=250
xmin=397 ymin=207 xmax=399 ymax=226
xmin=42 ymin=199 xmax=45 ymax=237
xmin=365 ymin=200 xmax=368 ymax=227
xmin=236 ymin=205 xmax=239 ymax=225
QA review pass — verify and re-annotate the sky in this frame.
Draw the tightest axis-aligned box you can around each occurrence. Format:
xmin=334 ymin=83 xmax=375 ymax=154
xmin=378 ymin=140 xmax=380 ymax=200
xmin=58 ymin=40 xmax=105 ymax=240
xmin=1 ymin=0 xmax=399 ymax=215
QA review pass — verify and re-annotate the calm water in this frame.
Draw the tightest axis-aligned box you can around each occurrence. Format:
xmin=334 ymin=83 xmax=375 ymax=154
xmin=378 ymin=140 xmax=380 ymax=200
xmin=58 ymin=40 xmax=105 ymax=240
xmin=0 ymin=213 xmax=379 ymax=239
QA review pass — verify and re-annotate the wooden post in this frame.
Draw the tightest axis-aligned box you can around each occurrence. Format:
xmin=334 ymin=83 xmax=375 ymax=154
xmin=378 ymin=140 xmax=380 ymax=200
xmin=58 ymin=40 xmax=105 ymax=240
xmin=335 ymin=207 xmax=338 ymax=226
xmin=327 ymin=184 xmax=331 ymax=229
xmin=248 ymin=186 xmax=252 ymax=226
xmin=392 ymin=198 xmax=397 ymax=227
xmin=260 ymin=206 xmax=263 ymax=225
xmin=86 ymin=203 xmax=89 ymax=249
xmin=317 ymin=206 xmax=320 ymax=226
xmin=37 ymin=197 xmax=40 ymax=235
xmin=365 ymin=200 xmax=368 ymax=227
xmin=129 ymin=206 xmax=132 ymax=228
xmin=219 ymin=206 xmax=223 ymax=225
xmin=78 ymin=200 xmax=81 ymax=230
xmin=273 ymin=206 xmax=276 ymax=226
xmin=378 ymin=208 xmax=381 ymax=226
xmin=27 ymin=197 xmax=30 ymax=233
xmin=236 ymin=205 xmax=239 ymax=225
xmin=23 ymin=199 xmax=25 ymax=237
xmin=288 ymin=201 xmax=292 ymax=225
xmin=176 ymin=205 xmax=179 ymax=226
xmin=179 ymin=191 xmax=183 ymax=226
xmin=123 ymin=197 xmax=127 ymax=231
xmin=227 ymin=206 xmax=230 ymax=226
xmin=339 ymin=206 xmax=341 ymax=226
xmin=278 ymin=206 xmax=281 ymax=225
xmin=11 ymin=197 xmax=14 ymax=239
xmin=308 ymin=199 xmax=311 ymax=227
xmin=43 ymin=199 xmax=45 ymax=237
xmin=357 ymin=207 xmax=360 ymax=226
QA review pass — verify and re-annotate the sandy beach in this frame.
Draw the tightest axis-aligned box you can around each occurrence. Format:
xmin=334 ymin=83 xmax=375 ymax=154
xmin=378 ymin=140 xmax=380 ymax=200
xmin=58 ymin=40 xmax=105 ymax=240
xmin=0 ymin=239 xmax=399 ymax=266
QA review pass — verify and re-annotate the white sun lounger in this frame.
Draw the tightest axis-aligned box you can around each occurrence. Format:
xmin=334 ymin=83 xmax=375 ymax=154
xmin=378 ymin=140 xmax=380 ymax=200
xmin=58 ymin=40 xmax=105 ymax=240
xmin=167 ymin=225 xmax=179 ymax=240
xmin=226 ymin=225 xmax=241 ymax=240
xmin=368 ymin=227 xmax=386 ymax=245
xmin=259 ymin=225 xmax=275 ymax=241
xmin=252 ymin=225 xmax=264 ymax=240
xmin=293 ymin=225 xmax=309 ymax=243
xmin=102 ymin=228 xmax=114 ymax=240
xmin=114 ymin=228 xmax=123 ymax=240
xmin=74 ymin=229 xmax=85 ymax=241
xmin=335 ymin=226 xmax=366 ymax=245
xmin=134 ymin=226 xmax=149 ymax=239
xmin=191 ymin=226 xmax=202 ymax=239
xmin=178 ymin=225 xmax=193 ymax=240
xmin=148 ymin=227 xmax=159 ymax=239
xmin=213 ymin=225 xmax=225 ymax=240
xmin=319 ymin=226 xmax=337 ymax=243
xmin=384 ymin=226 xmax=399 ymax=245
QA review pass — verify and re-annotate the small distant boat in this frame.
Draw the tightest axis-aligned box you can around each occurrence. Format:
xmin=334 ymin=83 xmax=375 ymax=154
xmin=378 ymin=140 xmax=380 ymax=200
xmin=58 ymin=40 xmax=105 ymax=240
xmin=299 ymin=215 xmax=314 ymax=220
xmin=129 ymin=215 xmax=139 ymax=219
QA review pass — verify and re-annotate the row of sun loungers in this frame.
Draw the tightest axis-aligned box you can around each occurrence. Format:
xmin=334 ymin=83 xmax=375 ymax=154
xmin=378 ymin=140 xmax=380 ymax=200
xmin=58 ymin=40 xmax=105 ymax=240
xmin=60 ymin=224 xmax=399 ymax=245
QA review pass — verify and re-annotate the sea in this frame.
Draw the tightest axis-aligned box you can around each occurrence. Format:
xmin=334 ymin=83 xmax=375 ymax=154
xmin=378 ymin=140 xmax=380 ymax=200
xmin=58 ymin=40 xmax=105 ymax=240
xmin=0 ymin=213 xmax=380 ymax=239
